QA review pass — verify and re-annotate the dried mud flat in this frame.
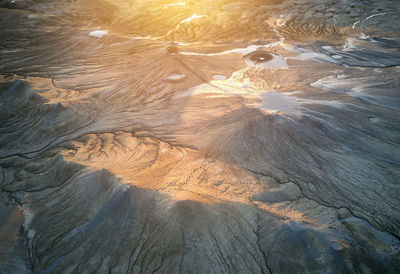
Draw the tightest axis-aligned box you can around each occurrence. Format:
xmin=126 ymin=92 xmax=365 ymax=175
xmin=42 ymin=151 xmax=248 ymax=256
xmin=0 ymin=0 xmax=400 ymax=273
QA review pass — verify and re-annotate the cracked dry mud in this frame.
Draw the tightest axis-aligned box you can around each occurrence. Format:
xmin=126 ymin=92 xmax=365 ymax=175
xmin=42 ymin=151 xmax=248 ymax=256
xmin=0 ymin=0 xmax=400 ymax=273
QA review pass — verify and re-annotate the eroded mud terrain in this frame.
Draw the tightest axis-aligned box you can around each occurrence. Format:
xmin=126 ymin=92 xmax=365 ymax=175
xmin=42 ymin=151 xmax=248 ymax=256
xmin=0 ymin=0 xmax=399 ymax=273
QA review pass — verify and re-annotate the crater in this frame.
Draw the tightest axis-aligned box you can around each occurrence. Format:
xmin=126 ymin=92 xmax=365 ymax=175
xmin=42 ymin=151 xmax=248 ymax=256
xmin=165 ymin=73 xmax=186 ymax=82
xmin=89 ymin=30 xmax=107 ymax=38
xmin=368 ymin=116 xmax=380 ymax=123
xmin=166 ymin=45 xmax=179 ymax=54
xmin=212 ymin=74 xmax=227 ymax=80
xmin=243 ymin=51 xmax=288 ymax=69
xmin=244 ymin=51 xmax=273 ymax=65
xmin=331 ymin=241 xmax=344 ymax=251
